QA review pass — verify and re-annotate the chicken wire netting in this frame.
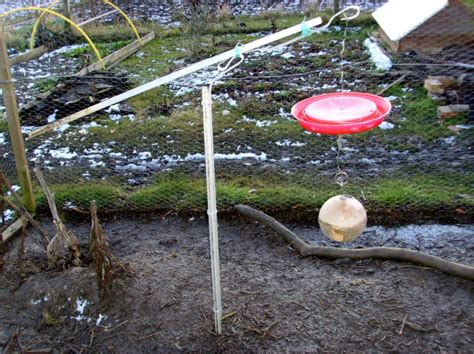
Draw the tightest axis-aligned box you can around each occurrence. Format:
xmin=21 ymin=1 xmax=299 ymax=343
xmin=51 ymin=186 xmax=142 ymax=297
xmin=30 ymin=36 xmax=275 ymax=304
xmin=1 ymin=0 xmax=473 ymax=224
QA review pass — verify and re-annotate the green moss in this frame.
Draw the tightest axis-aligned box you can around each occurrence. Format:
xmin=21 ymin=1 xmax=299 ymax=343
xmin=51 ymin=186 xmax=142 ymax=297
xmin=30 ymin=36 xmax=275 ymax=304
xmin=36 ymin=172 xmax=473 ymax=220
xmin=368 ymin=174 xmax=474 ymax=208
xmin=36 ymin=183 xmax=125 ymax=211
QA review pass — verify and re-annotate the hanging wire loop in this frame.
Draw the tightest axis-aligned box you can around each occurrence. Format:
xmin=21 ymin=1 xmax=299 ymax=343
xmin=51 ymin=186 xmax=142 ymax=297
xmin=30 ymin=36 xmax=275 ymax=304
xmin=335 ymin=171 xmax=349 ymax=188
xmin=210 ymin=43 xmax=245 ymax=92
xmin=276 ymin=5 xmax=361 ymax=49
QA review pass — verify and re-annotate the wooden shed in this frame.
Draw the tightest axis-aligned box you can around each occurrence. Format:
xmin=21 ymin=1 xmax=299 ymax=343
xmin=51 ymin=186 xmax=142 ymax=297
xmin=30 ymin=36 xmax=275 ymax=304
xmin=372 ymin=0 xmax=474 ymax=53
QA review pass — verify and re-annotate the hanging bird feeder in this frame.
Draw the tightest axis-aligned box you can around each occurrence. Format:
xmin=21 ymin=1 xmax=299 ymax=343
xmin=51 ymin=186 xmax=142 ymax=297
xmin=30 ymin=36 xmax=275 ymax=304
xmin=291 ymin=92 xmax=391 ymax=135
xmin=292 ymin=92 xmax=391 ymax=242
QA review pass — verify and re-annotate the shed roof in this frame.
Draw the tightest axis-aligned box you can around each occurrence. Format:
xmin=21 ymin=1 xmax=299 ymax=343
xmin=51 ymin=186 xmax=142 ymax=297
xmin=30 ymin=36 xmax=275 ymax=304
xmin=372 ymin=0 xmax=449 ymax=41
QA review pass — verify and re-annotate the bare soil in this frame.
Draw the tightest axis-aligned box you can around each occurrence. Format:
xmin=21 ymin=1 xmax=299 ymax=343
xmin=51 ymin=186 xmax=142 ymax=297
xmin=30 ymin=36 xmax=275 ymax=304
xmin=0 ymin=216 xmax=473 ymax=352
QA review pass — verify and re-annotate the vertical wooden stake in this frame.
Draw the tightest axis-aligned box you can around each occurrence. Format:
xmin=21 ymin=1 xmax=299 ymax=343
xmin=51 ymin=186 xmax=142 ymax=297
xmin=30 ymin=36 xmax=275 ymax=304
xmin=63 ymin=0 xmax=72 ymax=19
xmin=202 ymin=86 xmax=222 ymax=335
xmin=0 ymin=23 xmax=36 ymax=212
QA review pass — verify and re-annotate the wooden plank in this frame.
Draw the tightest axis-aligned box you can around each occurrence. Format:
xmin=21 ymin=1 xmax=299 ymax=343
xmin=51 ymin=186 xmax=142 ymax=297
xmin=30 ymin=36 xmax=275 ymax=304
xmin=9 ymin=45 xmax=49 ymax=65
xmin=3 ymin=1 xmax=58 ymax=30
xmin=0 ymin=24 xmax=36 ymax=212
xmin=7 ymin=9 xmax=118 ymax=66
xmin=27 ymin=16 xmax=323 ymax=139
xmin=75 ymin=31 xmax=155 ymax=76
xmin=4 ymin=18 xmax=36 ymax=30
xmin=1 ymin=218 xmax=24 ymax=244
xmin=77 ymin=9 xmax=118 ymax=27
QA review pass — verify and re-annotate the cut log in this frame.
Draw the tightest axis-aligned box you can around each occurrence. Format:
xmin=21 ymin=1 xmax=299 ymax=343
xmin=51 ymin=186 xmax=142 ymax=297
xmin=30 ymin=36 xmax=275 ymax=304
xmin=235 ymin=204 xmax=474 ymax=281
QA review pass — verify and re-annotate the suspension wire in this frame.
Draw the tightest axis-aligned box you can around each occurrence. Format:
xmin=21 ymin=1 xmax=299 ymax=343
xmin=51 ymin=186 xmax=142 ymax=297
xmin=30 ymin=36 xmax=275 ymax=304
xmin=334 ymin=11 xmax=351 ymax=194
xmin=10 ymin=61 xmax=469 ymax=85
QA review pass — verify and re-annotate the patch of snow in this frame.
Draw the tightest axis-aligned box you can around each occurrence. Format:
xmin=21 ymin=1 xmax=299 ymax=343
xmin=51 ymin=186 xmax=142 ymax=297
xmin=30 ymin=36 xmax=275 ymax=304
xmin=364 ymin=37 xmax=392 ymax=71
xmin=0 ymin=133 xmax=4 ymax=145
xmin=281 ymin=52 xmax=295 ymax=59
xmin=3 ymin=209 xmax=14 ymax=222
xmin=442 ymin=136 xmax=455 ymax=145
xmin=64 ymin=201 xmax=76 ymax=210
xmin=90 ymin=160 xmax=105 ymax=168
xmin=278 ymin=107 xmax=292 ymax=120
xmin=276 ymin=140 xmax=306 ymax=147
xmin=50 ymin=147 xmax=77 ymax=159
xmin=379 ymin=121 xmax=395 ymax=130
xmin=138 ymin=151 xmax=152 ymax=159
xmin=456 ymin=125 xmax=473 ymax=130
xmin=184 ymin=152 xmax=267 ymax=161
xmin=359 ymin=158 xmax=376 ymax=164
xmin=47 ymin=110 xmax=58 ymax=123
xmin=30 ymin=294 xmax=50 ymax=305
xmin=71 ymin=297 xmax=89 ymax=321
xmin=96 ymin=314 xmax=107 ymax=326
xmin=21 ymin=126 xmax=36 ymax=134
xmin=55 ymin=123 xmax=70 ymax=133
xmin=41 ymin=44 xmax=87 ymax=59
xmin=106 ymin=104 xmax=121 ymax=113
xmin=241 ymin=115 xmax=278 ymax=127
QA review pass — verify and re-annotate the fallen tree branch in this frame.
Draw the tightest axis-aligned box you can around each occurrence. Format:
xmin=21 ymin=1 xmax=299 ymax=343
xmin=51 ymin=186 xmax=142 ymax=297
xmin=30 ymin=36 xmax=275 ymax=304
xmin=235 ymin=205 xmax=474 ymax=281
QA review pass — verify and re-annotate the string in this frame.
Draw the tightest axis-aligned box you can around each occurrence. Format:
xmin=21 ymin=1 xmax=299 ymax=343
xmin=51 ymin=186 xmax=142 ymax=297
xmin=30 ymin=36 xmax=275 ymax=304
xmin=338 ymin=11 xmax=349 ymax=102
xmin=334 ymin=10 xmax=352 ymax=194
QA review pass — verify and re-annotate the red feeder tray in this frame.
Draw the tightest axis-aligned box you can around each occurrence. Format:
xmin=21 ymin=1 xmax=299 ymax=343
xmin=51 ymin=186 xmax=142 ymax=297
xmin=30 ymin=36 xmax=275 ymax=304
xmin=291 ymin=92 xmax=391 ymax=135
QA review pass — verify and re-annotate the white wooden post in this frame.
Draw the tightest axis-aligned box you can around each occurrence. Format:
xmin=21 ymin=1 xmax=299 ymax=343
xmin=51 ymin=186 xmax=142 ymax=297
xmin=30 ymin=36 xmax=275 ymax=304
xmin=202 ymin=86 xmax=222 ymax=334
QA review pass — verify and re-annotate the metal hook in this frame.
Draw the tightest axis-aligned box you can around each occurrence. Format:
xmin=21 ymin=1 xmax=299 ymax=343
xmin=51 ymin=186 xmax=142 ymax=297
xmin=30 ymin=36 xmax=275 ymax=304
xmin=210 ymin=43 xmax=245 ymax=92
xmin=275 ymin=6 xmax=361 ymax=49
xmin=335 ymin=171 xmax=349 ymax=188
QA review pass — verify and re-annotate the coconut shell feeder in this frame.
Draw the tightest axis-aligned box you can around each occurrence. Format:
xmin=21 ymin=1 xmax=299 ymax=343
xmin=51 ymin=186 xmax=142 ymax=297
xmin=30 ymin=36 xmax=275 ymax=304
xmin=291 ymin=92 xmax=392 ymax=242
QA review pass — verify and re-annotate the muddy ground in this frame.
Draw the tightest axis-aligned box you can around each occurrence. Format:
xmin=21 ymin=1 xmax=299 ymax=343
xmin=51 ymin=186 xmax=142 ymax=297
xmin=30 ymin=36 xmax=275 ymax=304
xmin=1 ymin=216 xmax=473 ymax=352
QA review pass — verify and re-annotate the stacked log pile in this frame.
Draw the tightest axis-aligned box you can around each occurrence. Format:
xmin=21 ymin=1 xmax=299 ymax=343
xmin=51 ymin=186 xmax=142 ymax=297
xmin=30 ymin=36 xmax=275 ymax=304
xmin=424 ymin=74 xmax=473 ymax=123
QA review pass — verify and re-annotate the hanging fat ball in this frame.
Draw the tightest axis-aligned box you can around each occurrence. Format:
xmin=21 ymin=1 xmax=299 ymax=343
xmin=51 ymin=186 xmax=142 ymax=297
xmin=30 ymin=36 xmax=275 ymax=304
xmin=318 ymin=195 xmax=367 ymax=243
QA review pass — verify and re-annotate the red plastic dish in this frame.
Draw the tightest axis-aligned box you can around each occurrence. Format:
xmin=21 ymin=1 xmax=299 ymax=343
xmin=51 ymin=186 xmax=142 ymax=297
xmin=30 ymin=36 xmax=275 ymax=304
xmin=291 ymin=92 xmax=391 ymax=135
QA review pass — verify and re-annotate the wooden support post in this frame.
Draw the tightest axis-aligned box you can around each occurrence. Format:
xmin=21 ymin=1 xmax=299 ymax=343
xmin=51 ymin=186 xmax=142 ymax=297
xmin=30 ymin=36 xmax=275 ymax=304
xmin=202 ymin=86 xmax=222 ymax=335
xmin=63 ymin=0 xmax=72 ymax=19
xmin=0 ymin=23 xmax=36 ymax=212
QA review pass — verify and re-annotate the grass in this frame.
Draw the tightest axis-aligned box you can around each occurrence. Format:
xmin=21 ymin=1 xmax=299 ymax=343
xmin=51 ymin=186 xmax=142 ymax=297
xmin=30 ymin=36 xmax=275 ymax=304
xmin=33 ymin=78 xmax=58 ymax=94
xmin=35 ymin=183 xmax=125 ymax=211
xmin=35 ymin=172 xmax=473 ymax=223
xmin=5 ymin=10 xmax=471 ymax=224
xmin=0 ymin=115 xmax=7 ymax=133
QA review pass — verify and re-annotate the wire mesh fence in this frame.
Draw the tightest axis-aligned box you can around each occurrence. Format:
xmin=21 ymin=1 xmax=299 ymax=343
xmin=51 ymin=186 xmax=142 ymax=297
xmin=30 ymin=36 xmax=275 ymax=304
xmin=1 ymin=0 xmax=473 ymax=225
